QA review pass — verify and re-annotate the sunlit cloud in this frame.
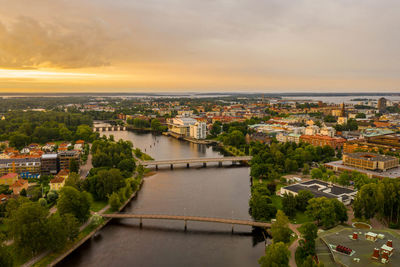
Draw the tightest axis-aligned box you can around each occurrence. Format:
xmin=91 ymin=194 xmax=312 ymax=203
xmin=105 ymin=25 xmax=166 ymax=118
xmin=0 ymin=0 xmax=399 ymax=92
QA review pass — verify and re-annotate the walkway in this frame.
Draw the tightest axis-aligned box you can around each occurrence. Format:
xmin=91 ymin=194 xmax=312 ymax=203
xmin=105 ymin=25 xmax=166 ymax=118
xmin=102 ymin=213 xmax=270 ymax=228
xmin=288 ymin=223 xmax=302 ymax=267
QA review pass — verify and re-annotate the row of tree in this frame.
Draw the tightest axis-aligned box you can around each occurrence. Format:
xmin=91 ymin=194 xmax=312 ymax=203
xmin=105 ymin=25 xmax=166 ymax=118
xmin=353 ymin=178 xmax=400 ymax=226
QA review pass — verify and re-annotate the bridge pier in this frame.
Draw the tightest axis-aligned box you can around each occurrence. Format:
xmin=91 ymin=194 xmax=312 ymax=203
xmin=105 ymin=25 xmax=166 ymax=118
xmin=203 ymin=162 xmax=207 ymax=167
xmin=218 ymin=161 xmax=222 ymax=167
xmin=170 ymin=164 xmax=174 ymax=170
xmin=232 ymin=224 xmax=234 ymax=234
xmin=155 ymin=165 xmax=158 ymax=171
xmin=140 ymin=217 xmax=143 ymax=228
xmin=184 ymin=220 xmax=187 ymax=231
xmin=232 ymin=161 xmax=237 ymax=166
xmin=187 ymin=163 xmax=190 ymax=168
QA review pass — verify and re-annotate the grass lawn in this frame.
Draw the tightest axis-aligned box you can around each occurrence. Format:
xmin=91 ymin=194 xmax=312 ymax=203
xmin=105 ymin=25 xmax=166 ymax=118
xmin=270 ymin=195 xmax=283 ymax=210
xmin=90 ymin=200 xmax=108 ymax=212
xmin=292 ymin=211 xmax=312 ymax=224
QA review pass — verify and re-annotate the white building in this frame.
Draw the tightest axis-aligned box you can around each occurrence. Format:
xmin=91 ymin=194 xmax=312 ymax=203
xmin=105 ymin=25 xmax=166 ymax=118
xmin=305 ymin=125 xmax=320 ymax=136
xmin=189 ymin=122 xmax=207 ymax=139
xmin=320 ymin=127 xmax=336 ymax=137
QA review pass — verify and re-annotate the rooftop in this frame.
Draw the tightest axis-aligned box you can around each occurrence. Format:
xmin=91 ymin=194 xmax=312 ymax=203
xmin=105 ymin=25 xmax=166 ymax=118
xmin=344 ymin=152 xmax=397 ymax=162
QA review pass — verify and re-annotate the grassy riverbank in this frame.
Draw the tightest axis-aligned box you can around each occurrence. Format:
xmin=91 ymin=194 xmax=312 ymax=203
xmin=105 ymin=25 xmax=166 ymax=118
xmin=30 ymin=175 xmax=148 ymax=267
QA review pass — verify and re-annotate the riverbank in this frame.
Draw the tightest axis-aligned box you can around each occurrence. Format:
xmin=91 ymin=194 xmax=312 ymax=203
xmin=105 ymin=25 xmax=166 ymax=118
xmin=126 ymin=125 xmax=164 ymax=134
xmin=162 ymin=132 xmax=219 ymax=145
xmin=30 ymin=176 xmax=148 ymax=267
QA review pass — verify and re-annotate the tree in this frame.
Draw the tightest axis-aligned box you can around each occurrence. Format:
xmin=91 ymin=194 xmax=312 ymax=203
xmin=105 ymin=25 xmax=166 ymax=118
xmin=210 ymin=121 xmax=222 ymax=136
xmin=47 ymin=213 xmax=69 ymax=251
xmin=150 ymin=119 xmax=162 ymax=131
xmin=338 ymin=172 xmax=351 ymax=186
xmin=39 ymin=198 xmax=47 ymax=207
xmin=47 ymin=190 xmax=59 ymax=203
xmin=65 ymin=172 xmax=81 ymax=189
xmin=6 ymin=201 xmax=49 ymax=255
xmin=9 ymin=133 xmax=30 ymax=149
xmin=298 ymin=222 xmax=318 ymax=256
xmin=223 ymin=130 xmax=245 ymax=148
xmin=62 ymin=213 xmax=79 ymax=241
xmin=259 ymin=242 xmax=290 ymax=267
xmin=301 ymin=255 xmax=324 ymax=267
xmin=20 ymin=188 xmax=27 ymax=196
xmin=83 ymin=169 xmax=125 ymax=200
xmin=0 ymin=245 xmax=12 ymax=267
xmin=271 ymin=210 xmax=292 ymax=243
xmin=311 ymin=168 xmax=323 ymax=179
xmin=57 ymin=186 xmax=91 ymax=222
xmin=296 ymin=190 xmax=314 ymax=212
xmin=118 ymin=158 xmax=136 ymax=174
xmin=69 ymin=158 xmax=79 ymax=173
xmin=249 ymin=194 xmax=277 ymax=221
xmin=282 ymin=193 xmax=297 ymax=218
xmin=302 ymin=163 xmax=310 ymax=175
xmin=75 ymin=125 xmax=94 ymax=142
xmin=109 ymin=192 xmax=121 ymax=211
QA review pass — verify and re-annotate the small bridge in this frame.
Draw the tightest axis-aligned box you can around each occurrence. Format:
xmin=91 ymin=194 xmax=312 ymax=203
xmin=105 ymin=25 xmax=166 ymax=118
xmin=139 ymin=156 xmax=252 ymax=170
xmin=101 ymin=213 xmax=270 ymax=231
xmin=93 ymin=125 xmax=126 ymax=132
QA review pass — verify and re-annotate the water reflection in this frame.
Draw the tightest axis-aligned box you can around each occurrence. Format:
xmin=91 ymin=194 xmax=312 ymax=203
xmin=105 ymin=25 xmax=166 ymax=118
xmin=57 ymin=131 xmax=265 ymax=267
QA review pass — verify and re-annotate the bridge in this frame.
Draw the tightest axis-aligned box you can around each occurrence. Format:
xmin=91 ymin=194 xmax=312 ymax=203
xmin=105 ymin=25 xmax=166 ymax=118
xmin=101 ymin=213 xmax=270 ymax=231
xmin=93 ymin=125 xmax=126 ymax=132
xmin=139 ymin=156 xmax=252 ymax=170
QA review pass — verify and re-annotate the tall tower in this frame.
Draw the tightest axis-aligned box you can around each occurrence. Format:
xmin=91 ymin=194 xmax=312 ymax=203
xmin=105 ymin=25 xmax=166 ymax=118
xmin=340 ymin=102 xmax=346 ymax=117
xmin=378 ymin=97 xmax=387 ymax=113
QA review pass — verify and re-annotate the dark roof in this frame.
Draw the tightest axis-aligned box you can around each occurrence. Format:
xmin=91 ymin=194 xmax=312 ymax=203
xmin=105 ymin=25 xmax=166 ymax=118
xmin=283 ymin=179 xmax=356 ymax=199
xmin=284 ymin=184 xmax=337 ymax=199
xmin=345 ymin=152 xmax=397 ymax=162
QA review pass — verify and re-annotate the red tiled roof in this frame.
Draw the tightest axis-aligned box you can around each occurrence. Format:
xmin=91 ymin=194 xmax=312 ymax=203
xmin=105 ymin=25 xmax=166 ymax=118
xmin=0 ymin=173 xmax=18 ymax=180
xmin=11 ymin=179 xmax=27 ymax=188
xmin=50 ymin=176 xmax=65 ymax=184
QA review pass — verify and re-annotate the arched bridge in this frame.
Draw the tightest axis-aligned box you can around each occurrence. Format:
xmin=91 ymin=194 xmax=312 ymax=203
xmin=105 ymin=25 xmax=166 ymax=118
xmin=101 ymin=213 xmax=270 ymax=230
xmin=139 ymin=156 xmax=252 ymax=170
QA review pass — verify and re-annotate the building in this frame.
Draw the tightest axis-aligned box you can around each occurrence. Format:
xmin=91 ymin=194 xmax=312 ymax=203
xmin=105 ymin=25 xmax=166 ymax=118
xmin=300 ymin=135 xmax=346 ymax=149
xmin=189 ymin=122 xmax=207 ymax=139
xmin=305 ymin=125 xmax=320 ymax=136
xmin=0 ymin=173 xmax=18 ymax=186
xmin=276 ymin=132 xmax=301 ymax=144
xmin=0 ymin=157 xmax=41 ymax=176
xmin=320 ymin=127 xmax=336 ymax=137
xmin=378 ymin=97 xmax=387 ymax=113
xmin=58 ymin=151 xmax=80 ymax=171
xmin=50 ymin=173 xmax=67 ymax=191
xmin=167 ymin=117 xmax=197 ymax=137
xmin=343 ymin=152 xmax=399 ymax=171
xmin=41 ymin=154 xmax=59 ymax=175
xmin=10 ymin=179 xmax=28 ymax=195
xmin=280 ymin=179 xmax=357 ymax=205
xmin=337 ymin=117 xmax=348 ymax=125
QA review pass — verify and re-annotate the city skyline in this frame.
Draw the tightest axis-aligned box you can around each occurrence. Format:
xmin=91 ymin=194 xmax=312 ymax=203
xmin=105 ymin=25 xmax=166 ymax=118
xmin=1 ymin=0 xmax=400 ymax=92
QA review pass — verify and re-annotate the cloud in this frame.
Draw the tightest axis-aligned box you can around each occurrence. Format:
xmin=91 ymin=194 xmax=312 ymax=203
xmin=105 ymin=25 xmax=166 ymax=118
xmin=0 ymin=16 xmax=112 ymax=69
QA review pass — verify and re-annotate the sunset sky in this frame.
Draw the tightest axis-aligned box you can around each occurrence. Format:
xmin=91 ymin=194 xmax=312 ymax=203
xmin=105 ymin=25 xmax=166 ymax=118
xmin=0 ymin=0 xmax=399 ymax=93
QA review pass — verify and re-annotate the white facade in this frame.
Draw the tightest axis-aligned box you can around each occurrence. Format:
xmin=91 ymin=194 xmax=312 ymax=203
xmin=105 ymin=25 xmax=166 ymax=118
xmin=305 ymin=125 xmax=320 ymax=136
xmin=189 ymin=122 xmax=207 ymax=139
xmin=320 ymin=127 xmax=336 ymax=137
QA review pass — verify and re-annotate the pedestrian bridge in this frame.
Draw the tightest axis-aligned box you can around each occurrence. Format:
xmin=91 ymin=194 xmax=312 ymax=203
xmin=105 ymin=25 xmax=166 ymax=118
xmin=139 ymin=156 xmax=252 ymax=170
xmin=101 ymin=213 xmax=271 ymax=229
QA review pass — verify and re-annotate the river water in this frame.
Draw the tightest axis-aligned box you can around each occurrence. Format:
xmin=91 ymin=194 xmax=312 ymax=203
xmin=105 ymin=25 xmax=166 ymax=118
xmin=57 ymin=131 xmax=265 ymax=267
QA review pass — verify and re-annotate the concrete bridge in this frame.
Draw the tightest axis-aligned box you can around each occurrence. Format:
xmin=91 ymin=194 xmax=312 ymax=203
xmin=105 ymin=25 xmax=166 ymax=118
xmin=139 ymin=156 xmax=252 ymax=170
xmin=93 ymin=125 xmax=126 ymax=132
xmin=101 ymin=213 xmax=270 ymax=231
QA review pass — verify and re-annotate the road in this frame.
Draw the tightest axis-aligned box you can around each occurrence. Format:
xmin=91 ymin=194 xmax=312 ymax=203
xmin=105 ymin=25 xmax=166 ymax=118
xmin=80 ymin=148 xmax=92 ymax=179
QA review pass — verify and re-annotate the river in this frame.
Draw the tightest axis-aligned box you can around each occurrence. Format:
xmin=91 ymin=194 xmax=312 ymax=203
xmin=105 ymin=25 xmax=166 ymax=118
xmin=57 ymin=131 xmax=265 ymax=267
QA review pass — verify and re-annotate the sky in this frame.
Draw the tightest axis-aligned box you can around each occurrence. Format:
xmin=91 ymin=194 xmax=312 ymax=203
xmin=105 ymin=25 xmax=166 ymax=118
xmin=0 ymin=0 xmax=399 ymax=93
